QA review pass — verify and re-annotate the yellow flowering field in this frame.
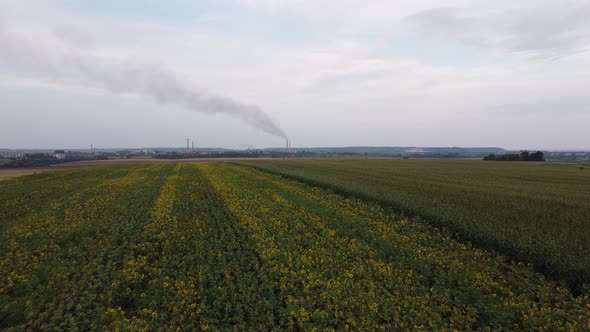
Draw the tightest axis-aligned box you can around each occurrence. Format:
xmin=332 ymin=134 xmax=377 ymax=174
xmin=0 ymin=162 xmax=588 ymax=330
xmin=238 ymin=159 xmax=590 ymax=290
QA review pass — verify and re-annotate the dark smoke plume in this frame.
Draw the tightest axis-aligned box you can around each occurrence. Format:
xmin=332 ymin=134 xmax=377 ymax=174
xmin=0 ymin=22 xmax=287 ymax=139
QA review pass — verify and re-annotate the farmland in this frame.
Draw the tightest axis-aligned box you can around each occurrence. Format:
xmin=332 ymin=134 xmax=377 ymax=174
xmin=239 ymin=159 xmax=590 ymax=291
xmin=0 ymin=168 xmax=57 ymax=181
xmin=1 ymin=162 xmax=589 ymax=330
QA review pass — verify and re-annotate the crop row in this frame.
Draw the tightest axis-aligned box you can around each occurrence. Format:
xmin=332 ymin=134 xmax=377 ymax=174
xmin=237 ymin=159 xmax=590 ymax=290
xmin=0 ymin=166 xmax=134 ymax=232
xmin=105 ymin=163 xmax=281 ymax=330
xmin=1 ymin=164 xmax=175 ymax=330
xmin=200 ymin=163 xmax=590 ymax=330
xmin=1 ymin=163 xmax=588 ymax=330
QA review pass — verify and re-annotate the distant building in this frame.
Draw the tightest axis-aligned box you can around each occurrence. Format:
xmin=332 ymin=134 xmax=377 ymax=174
xmin=51 ymin=150 xmax=66 ymax=159
xmin=0 ymin=152 xmax=27 ymax=159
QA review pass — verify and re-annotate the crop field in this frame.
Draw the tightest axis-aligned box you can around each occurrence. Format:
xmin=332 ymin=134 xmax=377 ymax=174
xmin=239 ymin=159 xmax=590 ymax=291
xmin=1 ymin=162 xmax=589 ymax=330
xmin=0 ymin=169 xmax=57 ymax=181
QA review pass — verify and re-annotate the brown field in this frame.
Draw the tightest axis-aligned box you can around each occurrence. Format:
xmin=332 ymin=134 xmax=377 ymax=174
xmin=0 ymin=168 xmax=58 ymax=181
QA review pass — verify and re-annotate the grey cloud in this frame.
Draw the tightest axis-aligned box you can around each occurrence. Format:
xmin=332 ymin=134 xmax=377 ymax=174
xmin=405 ymin=2 xmax=590 ymax=57
xmin=0 ymin=22 xmax=287 ymax=139
xmin=53 ymin=24 xmax=96 ymax=47
xmin=489 ymin=96 xmax=590 ymax=115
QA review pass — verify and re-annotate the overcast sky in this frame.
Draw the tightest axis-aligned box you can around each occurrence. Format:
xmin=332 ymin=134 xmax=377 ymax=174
xmin=1 ymin=0 xmax=589 ymax=149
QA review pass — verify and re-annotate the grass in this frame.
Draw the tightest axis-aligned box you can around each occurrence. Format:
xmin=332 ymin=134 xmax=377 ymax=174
xmin=237 ymin=159 xmax=590 ymax=290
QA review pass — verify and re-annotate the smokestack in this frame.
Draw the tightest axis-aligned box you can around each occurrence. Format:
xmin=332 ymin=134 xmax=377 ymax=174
xmin=187 ymin=138 xmax=189 ymax=151
xmin=192 ymin=140 xmax=194 ymax=152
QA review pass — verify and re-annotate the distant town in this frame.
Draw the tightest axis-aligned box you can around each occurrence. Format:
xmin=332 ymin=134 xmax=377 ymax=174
xmin=1 ymin=145 xmax=589 ymax=169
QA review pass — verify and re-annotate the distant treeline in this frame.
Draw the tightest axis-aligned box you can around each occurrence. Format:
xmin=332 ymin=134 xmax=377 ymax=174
xmin=154 ymin=151 xmax=501 ymax=160
xmin=0 ymin=154 xmax=108 ymax=168
xmin=483 ymin=151 xmax=545 ymax=162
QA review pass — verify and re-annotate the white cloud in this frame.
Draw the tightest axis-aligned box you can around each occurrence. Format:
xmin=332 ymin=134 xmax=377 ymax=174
xmin=406 ymin=1 xmax=590 ymax=57
xmin=239 ymin=0 xmax=466 ymax=22
xmin=0 ymin=0 xmax=589 ymax=149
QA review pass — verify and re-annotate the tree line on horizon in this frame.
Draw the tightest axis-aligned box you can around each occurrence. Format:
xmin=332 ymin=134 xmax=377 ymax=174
xmin=483 ymin=150 xmax=545 ymax=162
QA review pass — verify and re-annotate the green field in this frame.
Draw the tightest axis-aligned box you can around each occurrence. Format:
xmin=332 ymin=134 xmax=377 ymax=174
xmin=238 ymin=159 xmax=590 ymax=291
xmin=1 ymin=162 xmax=589 ymax=330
